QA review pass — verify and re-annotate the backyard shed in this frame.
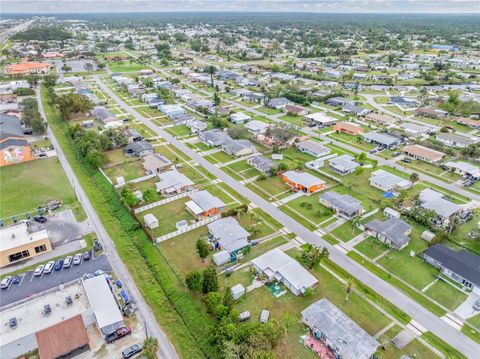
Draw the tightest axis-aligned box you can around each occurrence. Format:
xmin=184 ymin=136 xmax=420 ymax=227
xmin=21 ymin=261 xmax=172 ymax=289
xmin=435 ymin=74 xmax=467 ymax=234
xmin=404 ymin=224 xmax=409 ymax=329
xmin=144 ymin=213 xmax=159 ymax=230
xmin=231 ymin=284 xmax=246 ymax=300
xmin=213 ymin=250 xmax=230 ymax=266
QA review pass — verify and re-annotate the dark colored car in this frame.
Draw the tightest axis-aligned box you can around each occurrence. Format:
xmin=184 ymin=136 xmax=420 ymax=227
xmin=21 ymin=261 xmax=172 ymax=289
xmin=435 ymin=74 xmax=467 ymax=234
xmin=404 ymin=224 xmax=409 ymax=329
xmin=122 ymin=344 xmax=142 ymax=359
xmin=12 ymin=275 xmax=21 ymax=284
xmin=54 ymin=259 xmax=64 ymax=271
xmin=82 ymin=250 xmax=91 ymax=261
xmin=94 ymin=239 xmax=103 ymax=252
xmin=33 ymin=216 xmax=47 ymax=223
xmin=105 ymin=326 xmax=132 ymax=344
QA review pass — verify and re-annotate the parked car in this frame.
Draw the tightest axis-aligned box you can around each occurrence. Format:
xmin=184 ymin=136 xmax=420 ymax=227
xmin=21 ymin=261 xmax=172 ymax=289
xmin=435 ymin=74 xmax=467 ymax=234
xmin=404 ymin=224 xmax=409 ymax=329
xmin=106 ymin=326 xmax=132 ymax=344
xmin=34 ymin=264 xmax=45 ymax=276
xmin=238 ymin=311 xmax=251 ymax=322
xmin=44 ymin=261 xmax=55 ymax=274
xmin=369 ymin=149 xmax=378 ymax=154
xmin=1 ymin=276 xmax=12 ymax=289
xmin=83 ymin=250 xmax=91 ymax=261
xmin=12 ymin=275 xmax=21 ymax=284
xmin=73 ymin=253 xmax=82 ymax=265
xmin=122 ymin=344 xmax=142 ymax=359
xmin=401 ymin=158 xmax=411 ymax=163
xmin=63 ymin=256 xmax=73 ymax=268
xmin=53 ymin=259 xmax=64 ymax=271
xmin=94 ymin=239 xmax=103 ymax=252
xmin=33 ymin=216 xmax=47 ymax=223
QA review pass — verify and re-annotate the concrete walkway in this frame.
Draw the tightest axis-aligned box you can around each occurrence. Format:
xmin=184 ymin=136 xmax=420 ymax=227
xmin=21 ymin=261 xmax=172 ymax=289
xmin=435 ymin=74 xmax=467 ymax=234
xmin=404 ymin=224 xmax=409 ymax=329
xmin=454 ymin=292 xmax=480 ymax=320
xmin=277 ymin=191 xmax=305 ymax=205
xmin=322 ymin=217 xmax=346 ymax=233
xmin=344 ymin=231 xmax=368 ymax=250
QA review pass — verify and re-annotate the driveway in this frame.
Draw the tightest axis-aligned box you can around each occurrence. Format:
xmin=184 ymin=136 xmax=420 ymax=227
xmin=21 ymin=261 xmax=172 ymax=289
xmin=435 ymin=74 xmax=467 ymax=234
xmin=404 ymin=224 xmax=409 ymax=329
xmin=454 ymin=291 xmax=480 ymax=320
xmin=32 ymin=209 xmax=92 ymax=246
xmin=0 ymin=253 xmax=110 ymax=308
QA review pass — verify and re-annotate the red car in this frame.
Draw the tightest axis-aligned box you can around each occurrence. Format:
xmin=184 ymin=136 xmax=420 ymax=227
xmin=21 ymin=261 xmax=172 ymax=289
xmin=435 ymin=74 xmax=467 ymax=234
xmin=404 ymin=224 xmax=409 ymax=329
xmin=105 ymin=326 xmax=132 ymax=344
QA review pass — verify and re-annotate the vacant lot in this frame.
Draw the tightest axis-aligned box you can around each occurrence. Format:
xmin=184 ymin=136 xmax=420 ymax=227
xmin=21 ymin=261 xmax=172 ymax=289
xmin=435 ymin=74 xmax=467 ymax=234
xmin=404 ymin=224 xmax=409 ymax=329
xmin=0 ymin=158 xmax=75 ymax=218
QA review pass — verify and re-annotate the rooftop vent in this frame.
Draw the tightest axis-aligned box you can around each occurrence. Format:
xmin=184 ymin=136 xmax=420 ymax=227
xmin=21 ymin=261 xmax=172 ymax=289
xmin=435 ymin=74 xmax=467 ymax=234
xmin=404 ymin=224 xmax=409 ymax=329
xmin=9 ymin=317 xmax=17 ymax=329
xmin=43 ymin=304 xmax=51 ymax=316
xmin=65 ymin=296 xmax=73 ymax=306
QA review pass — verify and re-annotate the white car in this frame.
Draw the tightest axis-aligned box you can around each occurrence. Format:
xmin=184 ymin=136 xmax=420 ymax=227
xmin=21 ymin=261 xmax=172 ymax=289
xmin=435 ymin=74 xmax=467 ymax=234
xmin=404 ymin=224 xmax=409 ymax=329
xmin=1 ymin=276 xmax=12 ymax=289
xmin=73 ymin=253 xmax=82 ymax=265
xmin=63 ymin=256 xmax=73 ymax=269
xmin=33 ymin=265 xmax=44 ymax=277
xmin=43 ymin=261 xmax=55 ymax=274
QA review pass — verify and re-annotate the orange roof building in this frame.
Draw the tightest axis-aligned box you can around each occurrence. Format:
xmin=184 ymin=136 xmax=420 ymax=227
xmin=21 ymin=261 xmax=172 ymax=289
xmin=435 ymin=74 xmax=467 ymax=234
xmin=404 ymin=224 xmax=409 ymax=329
xmin=333 ymin=122 xmax=364 ymax=135
xmin=0 ymin=114 xmax=34 ymax=167
xmin=42 ymin=52 xmax=64 ymax=59
xmin=403 ymin=144 xmax=445 ymax=163
xmin=4 ymin=61 xmax=52 ymax=75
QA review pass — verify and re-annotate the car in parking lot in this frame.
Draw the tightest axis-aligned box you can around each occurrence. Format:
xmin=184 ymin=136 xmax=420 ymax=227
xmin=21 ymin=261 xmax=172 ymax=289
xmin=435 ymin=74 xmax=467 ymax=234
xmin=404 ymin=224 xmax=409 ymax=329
xmin=44 ymin=261 xmax=55 ymax=274
xmin=83 ymin=250 xmax=91 ymax=261
xmin=122 ymin=343 xmax=142 ymax=359
xmin=63 ymin=256 xmax=73 ymax=269
xmin=33 ymin=216 xmax=47 ymax=223
xmin=1 ymin=276 xmax=12 ymax=289
xmin=54 ymin=259 xmax=64 ymax=271
xmin=73 ymin=253 xmax=82 ymax=265
xmin=34 ymin=265 xmax=45 ymax=276
xmin=94 ymin=239 xmax=103 ymax=252
xmin=12 ymin=275 xmax=21 ymax=284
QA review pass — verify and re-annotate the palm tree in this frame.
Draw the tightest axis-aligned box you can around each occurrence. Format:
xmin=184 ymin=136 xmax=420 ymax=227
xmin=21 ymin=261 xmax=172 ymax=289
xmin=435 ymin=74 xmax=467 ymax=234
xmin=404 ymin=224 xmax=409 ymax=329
xmin=143 ymin=336 xmax=159 ymax=359
xmin=409 ymin=172 xmax=419 ymax=184
xmin=344 ymin=277 xmax=355 ymax=302
xmin=207 ymin=65 xmax=216 ymax=87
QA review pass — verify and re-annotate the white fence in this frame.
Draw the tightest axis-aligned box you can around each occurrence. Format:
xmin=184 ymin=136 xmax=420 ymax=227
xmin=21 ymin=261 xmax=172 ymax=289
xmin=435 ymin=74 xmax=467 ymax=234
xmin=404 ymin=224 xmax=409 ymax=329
xmin=154 ymin=214 xmax=221 ymax=244
xmin=114 ymin=173 xmax=157 ymax=189
xmin=134 ymin=189 xmax=198 ymax=214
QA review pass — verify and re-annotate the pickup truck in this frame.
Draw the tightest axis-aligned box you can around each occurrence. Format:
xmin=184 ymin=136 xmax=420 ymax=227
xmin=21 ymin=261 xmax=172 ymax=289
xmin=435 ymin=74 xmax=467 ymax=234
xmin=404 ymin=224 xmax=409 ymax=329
xmin=105 ymin=326 xmax=132 ymax=344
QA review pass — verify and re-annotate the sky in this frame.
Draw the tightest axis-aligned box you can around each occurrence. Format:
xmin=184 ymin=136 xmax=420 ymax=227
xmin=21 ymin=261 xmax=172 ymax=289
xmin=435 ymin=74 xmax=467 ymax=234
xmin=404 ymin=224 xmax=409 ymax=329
xmin=2 ymin=0 xmax=479 ymax=14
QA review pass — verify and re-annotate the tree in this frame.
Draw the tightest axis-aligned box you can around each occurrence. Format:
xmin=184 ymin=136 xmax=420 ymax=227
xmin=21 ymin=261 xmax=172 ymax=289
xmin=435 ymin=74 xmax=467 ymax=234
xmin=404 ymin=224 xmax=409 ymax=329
xmin=410 ymin=172 xmax=419 ymax=184
xmin=21 ymin=98 xmax=45 ymax=134
xmin=223 ymin=287 xmax=235 ymax=310
xmin=202 ymin=265 xmax=219 ymax=294
xmin=54 ymin=93 xmax=93 ymax=120
xmin=120 ymin=186 xmax=140 ymax=207
xmin=227 ymin=125 xmax=249 ymax=139
xmin=185 ymin=271 xmax=202 ymax=291
xmin=207 ymin=65 xmax=216 ymax=87
xmin=298 ymin=244 xmax=329 ymax=269
xmin=196 ymin=238 xmax=210 ymax=261
xmin=213 ymin=91 xmax=221 ymax=106
xmin=142 ymin=188 xmax=158 ymax=203
xmin=84 ymin=62 xmax=94 ymax=72
xmin=345 ymin=277 xmax=356 ymax=302
xmin=142 ymin=337 xmax=158 ymax=359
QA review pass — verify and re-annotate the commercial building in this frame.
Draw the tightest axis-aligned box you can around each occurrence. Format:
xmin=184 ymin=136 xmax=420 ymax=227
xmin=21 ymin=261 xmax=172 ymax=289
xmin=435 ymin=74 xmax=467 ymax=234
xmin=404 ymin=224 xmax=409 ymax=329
xmin=251 ymin=248 xmax=318 ymax=296
xmin=301 ymin=298 xmax=379 ymax=359
xmin=0 ymin=224 xmax=52 ymax=268
xmin=4 ymin=62 xmax=52 ymax=75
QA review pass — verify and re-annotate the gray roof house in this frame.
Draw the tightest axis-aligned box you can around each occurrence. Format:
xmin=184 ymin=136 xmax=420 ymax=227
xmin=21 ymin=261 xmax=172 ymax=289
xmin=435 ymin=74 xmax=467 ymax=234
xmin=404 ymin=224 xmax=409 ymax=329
xmin=92 ymin=106 xmax=118 ymax=124
xmin=325 ymin=97 xmax=354 ymax=107
xmin=319 ymin=191 xmax=364 ymax=219
xmin=424 ymin=244 xmax=480 ymax=291
xmin=124 ymin=141 xmax=154 ymax=157
xmin=296 ymin=140 xmax=330 ymax=158
xmin=301 ymin=298 xmax=379 ymax=359
xmin=198 ymin=129 xmax=230 ymax=147
xmin=342 ymin=103 xmax=371 ymax=116
xmin=185 ymin=190 xmax=226 ymax=218
xmin=245 ymin=120 xmax=269 ymax=134
xmin=363 ymin=132 xmax=400 ymax=149
xmin=370 ymin=170 xmax=412 ymax=192
xmin=419 ymin=189 xmax=461 ymax=223
xmin=267 ymin=97 xmax=291 ymax=109
xmin=207 ymin=217 xmax=250 ymax=259
xmin=436 ymin=133 xmax=477 ymax=148
xmin=123 ymin=128 xmax=143 ymax=143
xmin=142 ymin=153 xmax=171 ymax=174
xmin=247 ymin=155 xmax=276 ymax=174
xmin=365 ymin=217 xmax=412 ymax=249
xmin=155 ymin=169 xmax=194 ymax=195
xmin=222 ymin=139 xmax=255 ymax=157
xmin=328 ymin=154 xmax=359 ymax=175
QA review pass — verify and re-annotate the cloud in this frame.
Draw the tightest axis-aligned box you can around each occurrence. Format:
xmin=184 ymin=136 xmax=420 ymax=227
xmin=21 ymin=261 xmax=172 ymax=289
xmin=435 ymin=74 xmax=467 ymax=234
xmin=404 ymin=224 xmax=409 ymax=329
xmin=2 ymin=0 xmax=479 ymax=14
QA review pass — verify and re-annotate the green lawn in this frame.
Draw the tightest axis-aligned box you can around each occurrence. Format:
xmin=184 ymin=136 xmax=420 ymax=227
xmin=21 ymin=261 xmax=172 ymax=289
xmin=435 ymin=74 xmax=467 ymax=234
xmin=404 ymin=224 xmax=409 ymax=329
xmin=355 ymin=236 xmax=391 ymax=259
xmin=330 ymin=221 xmax=363 ymax=242
xmin=424 ymin=279 xmax=468 ymax=311
xmin=283 ymin=193 xmax=334 ymax=226
xmin=166 ymin=125 xmax=191 ymax=137
xmin=0 ymin=158 xmax=75 ymax=218
xmin=249 ymin=175 xmax=290 ymax=199
xmin=103 ymin=152 xmax=145 ymax=182
xmin=107 ymin=61 xmax=144 ymax=73
xmin=204 ymin=151 xmax=236 ymax=164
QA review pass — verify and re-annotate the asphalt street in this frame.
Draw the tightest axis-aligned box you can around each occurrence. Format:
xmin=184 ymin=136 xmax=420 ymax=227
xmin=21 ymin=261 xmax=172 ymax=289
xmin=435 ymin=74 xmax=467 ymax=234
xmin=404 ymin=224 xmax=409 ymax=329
xmin=96 ymin=75 xmax=480 ymax=358
xmin=36 ymin=87 xmax=179 ymax=359
xmin=0 ymin=253 xmax=110 ymax=307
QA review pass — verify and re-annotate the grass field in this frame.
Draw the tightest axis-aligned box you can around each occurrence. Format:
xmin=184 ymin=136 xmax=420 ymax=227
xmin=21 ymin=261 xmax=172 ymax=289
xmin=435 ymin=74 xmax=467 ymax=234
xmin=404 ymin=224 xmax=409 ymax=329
xmin=0 ymin=158 xmax=75 ymax=218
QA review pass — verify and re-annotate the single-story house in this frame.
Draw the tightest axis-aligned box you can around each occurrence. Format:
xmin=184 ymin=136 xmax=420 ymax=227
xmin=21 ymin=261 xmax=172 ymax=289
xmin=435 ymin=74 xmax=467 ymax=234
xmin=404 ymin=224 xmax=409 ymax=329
xmin=303 ymin=112 xmax=337 ymax=128
xmin=319 ymin=191 xmax=364 ymax=219
xmin=222 ymin=139 xmax=255 ymax=157
xmin=332 ymin=122 xmax=364 ymax=135
xmin=456 ymin=117 xmax=480 ymax=130
xmin=403 ymin=145 xmax=445 ymax=163
xmin=363 ymin=131 xmax=400 ymax=149
xmin=142 ymin=153 xmax=172 ymax=174
xmin=186 ymin=119 xmax=207 ymax=133
xmin=123 ymin=128 xmax=143 ymax=143
xmin=424 ymin=244 xmax=480 ymax=292
xmin=208 ymin=217 xmax=250 ymax=260
xmin=247 ymin=155 xmax=276 ymax=174
xmin=245 ymin=120 xmax=269 ymax=134
xmin=342 ymin=104 xmax=371 ymax=116
xmin=364 ymin=112 xmax=396 ymax=125
xmin=144 ymin=213 xmax=159 ymax=229
xmin=295 ymin=140 xmax=330 ymax=158
xmin=399 ymin=123 xmax=432 ymax=137
xmin=251 ymin=248 xmax=318 ymax=296
xmin=284 ymin=104 xmax=309 ymax=116
xmin=185 ymin=190 xmax=226 ymax=218
xmin=229 ymin=112 xmax=252 ymax=124
xmin=267 ymin=97 xmax=291 ymax=109
xmin=365 ymin=217 xmax=412 ymax=249
xmin=418 ymin=188 xmax=461 ymax=225
xmin=92 ymin=107 xmax=118 ymax=124
xmin=198 ymin=129 xmax=230 ymax=147
xmin=325 ymin=97 xmax=354 ymax=107
xmin=155 ymin=169 xmax=195 ymax=195
xmin=416 ymin=107 xmax=448 ymax=119
xmin=124 ymin=141 xmax=154 ymax=157
xmin=281 ymin=170 xmax=326 ymax=193
xmin=436 ymin=133 xmax=477 ymax=148
xmin=301 ymin=298 xmax=379 ymax=359
xmin=389 ymin=96 xmax=419 ymax=107
xmin=158 ymin=104 xmax=184 ymax=117
xmin=328 ymin=154 xmax=360 ymax=175
xmin=370 ymin=170 xmax=412 ymax=192
xmin=444 ymin=161 xmax=480 ymax=178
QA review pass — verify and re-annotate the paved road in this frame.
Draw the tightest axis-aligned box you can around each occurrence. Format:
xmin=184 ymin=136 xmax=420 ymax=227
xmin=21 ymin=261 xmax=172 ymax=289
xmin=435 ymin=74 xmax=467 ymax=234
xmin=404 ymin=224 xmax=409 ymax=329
xmin=36 ymin=87 xmax=179 ymax=359
xmin=0 ymin=19 xmax=36 ymax=43
xmin=96 ymin=76 xmax=480 ymax=358
xmin=0 ymin=253 xmax=110 ymax=307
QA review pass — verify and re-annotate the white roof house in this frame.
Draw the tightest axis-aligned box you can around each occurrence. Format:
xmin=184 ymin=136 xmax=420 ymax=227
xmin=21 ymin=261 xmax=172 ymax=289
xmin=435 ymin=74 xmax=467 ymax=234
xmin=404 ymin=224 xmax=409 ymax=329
xmin=155 ymin=170 xmax=194 ymax=195
xmin=445 ymin=161 xmax=480 ymax=178
xmin=143 ymin=213 xmax=159 ymax=229
xmin=251 ymin=248 xmax=318 ymax=296
xmin=230 ymin=112 xmax=252 ymax=124
xmin=419 ymin=189 xmax=461 ymax=219
xmin=213 ymin=250 xmax=231 ymax=266
xmin=245 ymin=120 xmax=269 ymax=134
xmin=83 ymin=276 xmax=124 ymax=335
xmin=304 ymin=112 xmax=337 ymax=127
xmin=369 ymin=170 xmax=412 ymax=192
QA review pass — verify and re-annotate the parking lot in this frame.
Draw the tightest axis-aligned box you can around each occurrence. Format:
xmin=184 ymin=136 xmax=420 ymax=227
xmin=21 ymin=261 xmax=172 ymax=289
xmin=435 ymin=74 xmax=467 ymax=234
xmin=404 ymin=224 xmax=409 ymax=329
xmin=0 ymin=252 xmax=111 ymax=307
